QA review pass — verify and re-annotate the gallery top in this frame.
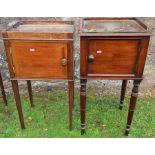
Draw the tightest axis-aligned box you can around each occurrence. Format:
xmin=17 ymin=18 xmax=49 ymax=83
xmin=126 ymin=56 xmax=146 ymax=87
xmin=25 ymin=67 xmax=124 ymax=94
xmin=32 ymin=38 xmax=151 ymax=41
xmin=80 ymin=18 xmax=151 ymax=36
xmin=1 ymin=20 xmax=74 ymax=40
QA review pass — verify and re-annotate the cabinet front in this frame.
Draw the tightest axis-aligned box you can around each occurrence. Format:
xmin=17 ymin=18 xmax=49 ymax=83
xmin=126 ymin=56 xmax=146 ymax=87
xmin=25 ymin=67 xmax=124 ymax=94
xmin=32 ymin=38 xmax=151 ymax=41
xmin=88 ymin=39 xmax=140 ymax=77
xmin=9 ymin=42 xmax=68 ymax=79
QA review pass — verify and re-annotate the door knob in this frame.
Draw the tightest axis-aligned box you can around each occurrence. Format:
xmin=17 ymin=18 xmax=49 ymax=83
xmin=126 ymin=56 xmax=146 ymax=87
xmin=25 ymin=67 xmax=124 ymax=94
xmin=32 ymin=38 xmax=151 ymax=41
xmin=61 ymin=58 xmax=67 ymax=66
xmin=88 ymin=54 xmax=95 ymax=62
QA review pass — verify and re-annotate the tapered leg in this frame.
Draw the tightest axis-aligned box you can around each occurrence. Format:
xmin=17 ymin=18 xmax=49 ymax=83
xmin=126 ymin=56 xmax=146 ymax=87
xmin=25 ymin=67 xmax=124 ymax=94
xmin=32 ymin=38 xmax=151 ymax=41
xmin=11 ymin=80 xmax=25 ymax=129
xmin=0 ymin=73 xmax=7 ymax=105
xmin=80 ymin=79 xmax=87 ymax=135
xmin=68 ymin=80 xmax=74 ymax=130
xmin=27 ymin=80 xmax=34 ymax=107
xmin=119 ymin=80 xmax=127 ymax=110
xmin=125 ymin=80 xmax=142 ymax=136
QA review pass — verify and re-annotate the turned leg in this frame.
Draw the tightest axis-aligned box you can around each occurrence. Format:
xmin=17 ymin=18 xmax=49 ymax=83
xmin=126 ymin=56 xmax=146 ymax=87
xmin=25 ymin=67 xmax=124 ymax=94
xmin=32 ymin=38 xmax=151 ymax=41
xmin=0 ymin=72 xmax=7 ymax=105
xmin=119 ymin=80 xmax=127 ymax=110
xmin=11 ymin=80 xmax=25 ymax=129
xmin=68 ymin=80 xmax=74 ymax=130
xmin=27 ymin=80 xmax=34 ymax=107
xmin=80 ymin=79 xmax=87 ymax=135
xmin=125 ymin=80 xmax=142 ymax=136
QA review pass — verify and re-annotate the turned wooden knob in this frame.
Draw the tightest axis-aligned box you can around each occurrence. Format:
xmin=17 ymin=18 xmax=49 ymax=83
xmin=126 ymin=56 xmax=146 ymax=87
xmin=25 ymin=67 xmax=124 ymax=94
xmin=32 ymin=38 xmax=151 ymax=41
xmin=88 ymin=54 xmax=95 ymax=62
xmin=61 ymin=58 xmax=67 ymax=66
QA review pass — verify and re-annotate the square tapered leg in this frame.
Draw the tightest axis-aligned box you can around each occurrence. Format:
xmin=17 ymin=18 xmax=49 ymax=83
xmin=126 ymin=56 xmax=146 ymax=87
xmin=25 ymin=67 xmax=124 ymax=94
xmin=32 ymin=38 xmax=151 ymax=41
xmin=68 ymin=80 xmax=74 ymax=130
xmin=27 ymin=80 xmax=34 ymax=107
xmin=11 ymin=80 xmax=25 ymax=129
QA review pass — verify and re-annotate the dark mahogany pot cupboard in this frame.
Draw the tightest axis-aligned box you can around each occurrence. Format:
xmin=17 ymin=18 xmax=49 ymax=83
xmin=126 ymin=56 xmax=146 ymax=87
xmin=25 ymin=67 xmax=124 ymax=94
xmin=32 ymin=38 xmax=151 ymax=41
xmin=80 ymin=18 xmax=151 ymax=135
xmin=2 ymin=20 xmax=74 ymax=130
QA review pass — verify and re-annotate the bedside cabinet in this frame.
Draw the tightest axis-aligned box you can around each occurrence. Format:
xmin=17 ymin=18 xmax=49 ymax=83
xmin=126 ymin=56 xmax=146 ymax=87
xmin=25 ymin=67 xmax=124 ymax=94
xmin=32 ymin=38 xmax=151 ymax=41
xmin=2 ymin=20 xmax=74 ymax=130
xmin=80 ymin=18 xmax=151 ymax=135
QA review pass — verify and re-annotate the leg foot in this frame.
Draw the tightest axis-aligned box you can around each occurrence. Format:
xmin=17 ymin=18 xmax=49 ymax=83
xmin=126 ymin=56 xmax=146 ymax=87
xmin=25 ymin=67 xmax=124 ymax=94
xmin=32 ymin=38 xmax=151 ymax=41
xmin=125 ymin=125 xmax=131 ymax=136
xmin=81 ymin=129 xmax=85 ymax=135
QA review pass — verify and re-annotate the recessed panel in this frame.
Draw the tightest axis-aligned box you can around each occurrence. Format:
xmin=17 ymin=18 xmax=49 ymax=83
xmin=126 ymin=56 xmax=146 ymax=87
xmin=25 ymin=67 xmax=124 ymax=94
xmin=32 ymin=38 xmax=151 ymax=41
xmin=88 ymin=39 xmax=139 ymax=75
xmin=11 ymin=42 xmax=68 ymax=79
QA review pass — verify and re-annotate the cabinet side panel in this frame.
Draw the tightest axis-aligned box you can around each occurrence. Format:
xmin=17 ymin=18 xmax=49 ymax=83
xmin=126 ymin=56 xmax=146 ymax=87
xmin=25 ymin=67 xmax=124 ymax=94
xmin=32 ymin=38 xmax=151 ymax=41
xmin=2 ymin=33 xmax=15 ymax=78
xmin=67 ymin=41 xmax=74 ymax=80
xmin=80 ymin=37 xmax=88 ymax=79
xmin=137 ymin=37 xmax=150 ymax=77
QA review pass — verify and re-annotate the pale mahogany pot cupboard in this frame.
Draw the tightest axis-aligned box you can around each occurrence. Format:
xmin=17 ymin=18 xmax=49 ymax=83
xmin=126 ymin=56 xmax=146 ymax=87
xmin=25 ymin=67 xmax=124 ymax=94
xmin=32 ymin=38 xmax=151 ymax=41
xmin=1 ymin=18 xmax=151 ymax=136
xmin=2 ymin=20 xmax=74 ymax=130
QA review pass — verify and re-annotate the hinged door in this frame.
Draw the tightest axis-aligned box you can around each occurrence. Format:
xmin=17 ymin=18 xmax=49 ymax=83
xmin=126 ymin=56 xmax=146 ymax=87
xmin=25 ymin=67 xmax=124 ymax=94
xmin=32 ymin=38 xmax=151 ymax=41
xmin=10 ymin=42 xmax=68 ymax=79
xmin=88 ymin=39 xmax=140 ymax=77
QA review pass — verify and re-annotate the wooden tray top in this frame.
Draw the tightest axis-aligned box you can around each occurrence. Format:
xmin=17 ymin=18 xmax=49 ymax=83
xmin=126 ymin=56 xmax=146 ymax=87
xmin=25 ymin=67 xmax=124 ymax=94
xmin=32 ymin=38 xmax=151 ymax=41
xmin=2 ymin=20 xmax=74 ymax=40
xmin=10 ymin=21 xmax=74 ymax=33
xmin=80 ymin=18 xmax=150 ymax=36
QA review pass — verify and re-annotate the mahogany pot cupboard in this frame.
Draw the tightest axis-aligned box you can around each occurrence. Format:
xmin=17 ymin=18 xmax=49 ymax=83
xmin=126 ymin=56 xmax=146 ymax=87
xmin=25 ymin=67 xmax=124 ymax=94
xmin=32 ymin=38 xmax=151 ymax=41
xmin=80 ymin=18 xmax=151 ymax=135
xmin=1 ymin=18 xmax=151 ymax=136
xmin=2 ymin=20 xmax=74 ymax=130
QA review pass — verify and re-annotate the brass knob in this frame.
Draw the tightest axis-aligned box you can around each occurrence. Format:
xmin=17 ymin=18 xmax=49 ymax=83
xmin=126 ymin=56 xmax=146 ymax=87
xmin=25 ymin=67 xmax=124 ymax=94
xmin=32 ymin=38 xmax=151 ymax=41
xmin=61 ymin=58 xmax=67 ymax=66
xmin=88 ymin=54 xmax=95 ymax=62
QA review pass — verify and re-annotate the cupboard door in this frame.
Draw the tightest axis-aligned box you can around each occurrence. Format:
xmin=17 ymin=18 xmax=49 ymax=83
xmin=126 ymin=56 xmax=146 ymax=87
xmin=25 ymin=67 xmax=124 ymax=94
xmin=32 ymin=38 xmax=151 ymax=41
xmin=10 ymin=42 xmax=68 ymax=79
xmin=88 ymin=39 xmax=140 ymax=76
